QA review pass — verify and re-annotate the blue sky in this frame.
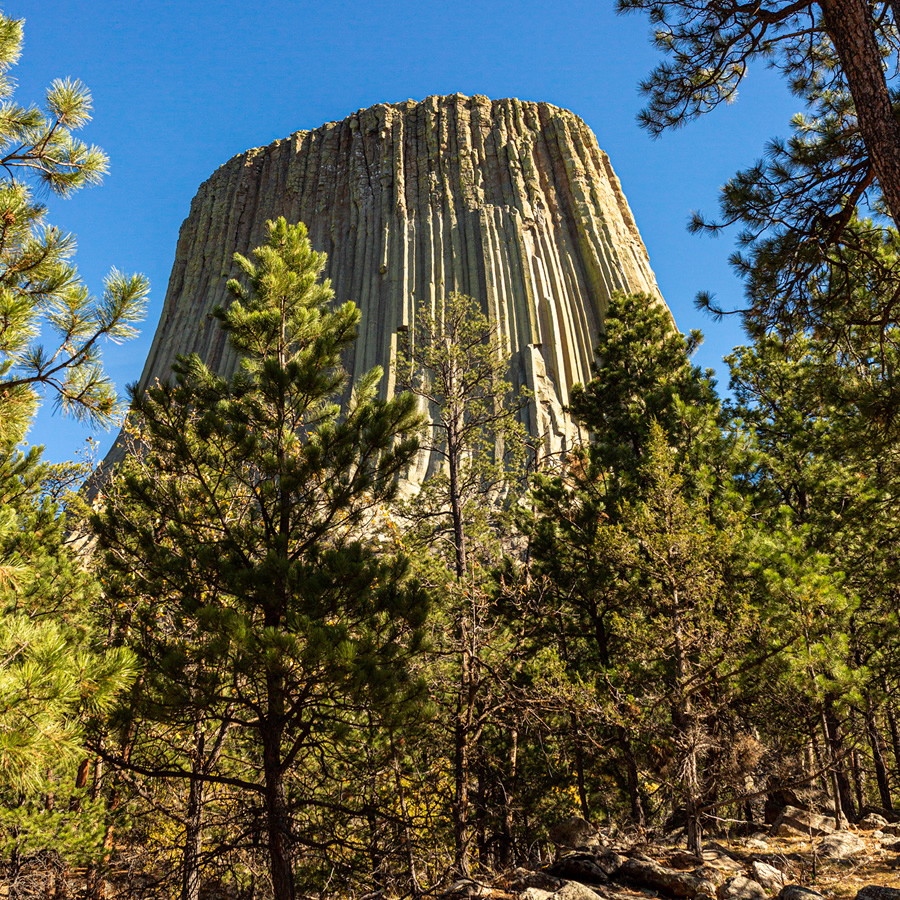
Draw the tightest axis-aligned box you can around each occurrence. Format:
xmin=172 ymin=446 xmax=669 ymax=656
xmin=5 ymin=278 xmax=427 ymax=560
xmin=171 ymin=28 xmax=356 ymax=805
xmin=15 ymin=0 xmax=799 ymax=463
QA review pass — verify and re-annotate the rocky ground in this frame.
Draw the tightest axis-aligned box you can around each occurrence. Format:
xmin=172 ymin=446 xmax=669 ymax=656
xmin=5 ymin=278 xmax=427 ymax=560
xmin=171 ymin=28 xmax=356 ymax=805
xmin=446 ymin=813 xmax=900 ymax=900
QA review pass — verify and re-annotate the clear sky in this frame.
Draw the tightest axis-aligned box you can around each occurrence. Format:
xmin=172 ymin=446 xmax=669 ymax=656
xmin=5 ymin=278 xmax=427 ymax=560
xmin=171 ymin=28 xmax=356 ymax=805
xmin=14 ymin=0 xmax=799 ymax=464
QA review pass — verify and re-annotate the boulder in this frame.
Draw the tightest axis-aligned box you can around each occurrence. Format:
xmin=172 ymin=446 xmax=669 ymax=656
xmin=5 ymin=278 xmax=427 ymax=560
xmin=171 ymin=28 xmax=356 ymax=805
xmin=550 ymin=817 xmax=602 ymax=851
xmin=816 ymin=830 xmax=865 ymax=859
xmin=751 ymin=861 xmax=787 ymax=892
xmin=771 ymin=806 xmax=836 ymax=838
xmin=778 ymin=888 xmax=829 ymax=900
xmin=669 ymin=850 xmax=704 ymax=869
xmin=508 ymin=870 xmax=565 ymax=893
xmin=858 ymin=813 xmax=890 ymax=830
xmin=444 ymin=880 xmax=493 ymax=898
xmin=855 ymin=889 xmax=900 ymax=900
xmin=548 ymin=854 xmax=609 ymax=885
xmin=717 ymin=876 xmax=767 ymax=900
xmin=881 ymin=822 xmax=900 ymax=837
xmin=617 ymin=857 xmax=717 ymax=898
xmin=556 ymin=882 xmax=604 ymax=900
xmin=522 ymin=889 xmax=555 ymax=900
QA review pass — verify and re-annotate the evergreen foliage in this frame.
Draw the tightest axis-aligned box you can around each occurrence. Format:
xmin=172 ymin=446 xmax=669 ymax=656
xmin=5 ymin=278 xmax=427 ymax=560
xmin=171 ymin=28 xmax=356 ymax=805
xmin=95 ymin=218 xmax=428 ymax=900
xmin=0 ymin=12 xmax=147 ymax=443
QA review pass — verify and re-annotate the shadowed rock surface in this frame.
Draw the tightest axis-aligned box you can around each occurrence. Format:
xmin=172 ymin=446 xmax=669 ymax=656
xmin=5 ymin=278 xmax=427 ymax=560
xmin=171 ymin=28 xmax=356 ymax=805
xmin=111 ymin=94 xmax=664 ymax=477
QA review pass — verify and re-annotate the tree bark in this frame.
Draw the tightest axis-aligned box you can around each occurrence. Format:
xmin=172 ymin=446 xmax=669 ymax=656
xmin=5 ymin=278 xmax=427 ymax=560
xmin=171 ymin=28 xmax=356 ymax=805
xmin=618 ymin=727 xmax=646 ymax=828
xmin=182 ymin=751 xmax=205 ymax=900
xmin=500 ymin=726 xmax=518 ymax=869
xmin=453 ymin=613 xmax=472 ymax=876
xmin=865 ymin=700 xmax=893 ymax=810
xmin=826 ymin=701 xmax=857 ymax=823
xmin=886 ymin=701 xmax=900 ymax=786
xmin=262 ymin=667 xmax=295 ymax=900
xmin=819 ymin=0 xmax=900 ymax=229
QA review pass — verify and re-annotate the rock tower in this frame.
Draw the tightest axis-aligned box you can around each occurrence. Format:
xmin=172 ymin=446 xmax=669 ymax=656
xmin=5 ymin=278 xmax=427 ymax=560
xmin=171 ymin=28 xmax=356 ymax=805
xmin=124 ymin=94 xmax=664 ymax=474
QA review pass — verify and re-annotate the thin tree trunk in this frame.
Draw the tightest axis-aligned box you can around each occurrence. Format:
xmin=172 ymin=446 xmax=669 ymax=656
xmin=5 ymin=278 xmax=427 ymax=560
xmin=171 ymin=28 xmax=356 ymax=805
xmin=849 ymin=708 xmax=866 ymax=812
xmin=819 ymin=0 xmax=900 ymax=229
xmin=475 ymin=750 xmax=488 ymax=867
xmin=886 ymin=702 xmax=900 ymax=785
xmin=181 ymin=719 xmax=206 ymax=900
xmin=825 ymin=700 xmax=856 ymax=823
xmin=671 ymin=589 xmax=702 ymax=855
xmin=453 ymin=612 xmax=472 ymax=876
xmin=262 ymin=663 xmax=295 ymax=900
xmin=392 ymin=744 xmax=421 ymax=897
xmin=571 ymin=711 xmax=590 ymax=819
xmin=865 ymin=699 xmax=893 ymax=810
xmin=821 ymin=705 xmax=847 ymax=829
xmin=618 ymin=727 xmax=645 ymax=828
xmin=500 ymin=726 xmax=518 ymax=869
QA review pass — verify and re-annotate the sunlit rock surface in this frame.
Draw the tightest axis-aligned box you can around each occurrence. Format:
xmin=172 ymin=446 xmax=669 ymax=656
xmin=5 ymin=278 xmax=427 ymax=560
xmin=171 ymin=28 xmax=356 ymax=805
xmin=116 ymin=95 xmax=665 ymax=476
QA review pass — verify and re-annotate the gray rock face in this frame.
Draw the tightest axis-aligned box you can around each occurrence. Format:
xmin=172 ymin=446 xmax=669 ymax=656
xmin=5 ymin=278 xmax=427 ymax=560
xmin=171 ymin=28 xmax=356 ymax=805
xmin=549 ymin=817 xmax=602 ymax=851
xmin=750 ymin=861 xmax=787 ymax=892
xmin=772 ymin=806 xmax=836 ymax=838
xmin=855 ymin=889 xmax=900 ymax=900
xmin=779 ymin=888 xmax=829 ymax=900
xmin=816 ymin=830 xmax=865 ymax=859
xmin=115 ymin=95 xmax=663 ymax=477
xmin=718 ymin=875 xmax=767 ymax=900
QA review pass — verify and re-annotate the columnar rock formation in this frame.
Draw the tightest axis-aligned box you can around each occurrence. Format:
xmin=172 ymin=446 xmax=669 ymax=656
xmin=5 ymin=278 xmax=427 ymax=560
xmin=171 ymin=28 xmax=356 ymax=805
xmin=126 ymin=94 xmax=664 ymax=476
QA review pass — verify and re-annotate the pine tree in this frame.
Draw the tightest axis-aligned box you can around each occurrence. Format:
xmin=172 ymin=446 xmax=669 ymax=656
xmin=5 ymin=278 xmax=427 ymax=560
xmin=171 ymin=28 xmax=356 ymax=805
xmin=0 ymin=11 xmax=145 ymax=889
xmin=619 ymin=2 xmax=900 ymax=341
xmin=95 ymin=218 xmax=428 ymax=900
xmin=394 ymin=291 xmax=529 ymax=874
xmin=0 ymin=12 xmax=147 ymax=442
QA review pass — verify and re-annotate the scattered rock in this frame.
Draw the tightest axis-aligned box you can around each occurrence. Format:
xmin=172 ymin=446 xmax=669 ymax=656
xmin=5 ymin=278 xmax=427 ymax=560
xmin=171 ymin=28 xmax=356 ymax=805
xmin=881 ymin=823 xmax=900 ymax=837
xmin=858 ymin=813 xmax=891 ymax=830
xmin=702 ymin=848 xmax=744 ymax=874
xmin=595 ymin=850 xmax=626 ymax=877
xmin=507 ymin=870 xmax=564 ymax=893
xmin=694 ymin=864 xmax=728 ymax=887
xmin=855 ymin=889 xmax=900 ymax=900
xmin=771 ymin=806 xmax=836 ymax=838
xmin=670 ymin=850 xmax=704 ymax=869
xmin=717 ymin=875 xmax=767 ymax=900
xmin=556 ymin=882 xmax=605 ymax=900
xmin=778 ymin=888 xmax=829 ymax=900
xmin=444 ymin=879 xmax=493 ymax=898
xmin=550 ymin=817 xmax=602 ymax=851
xmin=816 ymin=830 xmax=865 ymax=859
xmin=547 ymin=854 xmax=609 ymax=885
xmin=521 ymin=889 xmax=555 ymax=900
xmin=750 ymin=860 xmax=786 ymax=892
xmin=618 ymin=856 xmax=717 ymax=898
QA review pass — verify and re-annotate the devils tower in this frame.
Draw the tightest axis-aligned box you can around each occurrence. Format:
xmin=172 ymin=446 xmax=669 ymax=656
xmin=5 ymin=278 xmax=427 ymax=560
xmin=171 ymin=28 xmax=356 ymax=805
xmin=124 ymin=94 xmax=663 ymax=471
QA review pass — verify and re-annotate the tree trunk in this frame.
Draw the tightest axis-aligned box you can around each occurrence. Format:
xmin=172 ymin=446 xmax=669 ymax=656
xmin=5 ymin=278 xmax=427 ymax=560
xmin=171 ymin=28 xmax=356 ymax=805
xmin=821 ymin=703 xmax=848 ymax=828
xmin=181 ymin=718 xmax=207 ymax=900
xmin=262 ymin=667 xmax=295 ymax=900
xmin=571 ymin=711 xmax=590 ymax=819
xmin=618 ymin=726 xmax=646 ymax=828
xmin=182 ymin=770 xmax=204 ymax=900
xmin=392 ymin=744 xmax=421 ymax=897
xmin=671 ymin=589 xmax=702 ymax=855
xmin=447 ymin=426 xmax=467 ymax=581
xmin=886 ymin=701 xmax=900 ymax=786
xmin=849 ymin=708 xmax=866 ymax=812
xmin=500 ymin=726 xmax=518 ymax=869
xmin=453 ymin=613 xmax=472 ymax=876
xmin=824 ymin=700 xmax=856 ymax=823
xmin=819 ymin=0 xmax=900 ymax=229
xmin=865 ymin=700 xmax=893 ymax=811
